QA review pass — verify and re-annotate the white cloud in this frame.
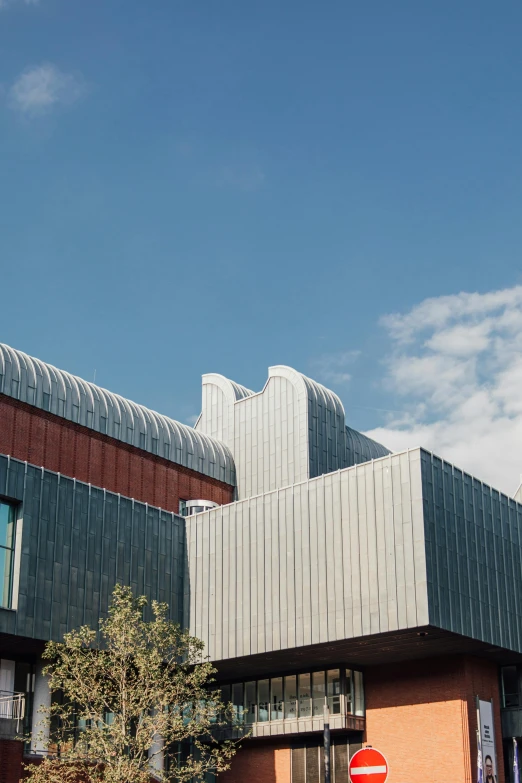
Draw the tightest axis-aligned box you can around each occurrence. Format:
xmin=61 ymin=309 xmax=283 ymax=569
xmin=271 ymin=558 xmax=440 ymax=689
xmin=311 ymin=351 xmax=360 ymax=387
xmin=366 ymin=285 xmax=522 ymax=495
xmin=9 ymin=64 xmax=83 ymax=116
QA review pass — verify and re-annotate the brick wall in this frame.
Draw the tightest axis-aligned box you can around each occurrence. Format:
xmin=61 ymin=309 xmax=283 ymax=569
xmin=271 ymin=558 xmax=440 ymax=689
xmin=219 ymin=739 xmax=291 ymax=783
xmin=365 ymin=654 xmax=504 ymax=783
xmin=0 ymin=394 xmax=234 ymax=513
xmin=0 ymin=741 xmax=23 ymax=783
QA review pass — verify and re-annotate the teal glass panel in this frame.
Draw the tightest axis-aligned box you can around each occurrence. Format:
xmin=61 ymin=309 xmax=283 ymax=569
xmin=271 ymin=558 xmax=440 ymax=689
xmin=0 ymin=502 xmax=14 ymax=549
xmin=0 ymin=546 xmax=13 ymax=608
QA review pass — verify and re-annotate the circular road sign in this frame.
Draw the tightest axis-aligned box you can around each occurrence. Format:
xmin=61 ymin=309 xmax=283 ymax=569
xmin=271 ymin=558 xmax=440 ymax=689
xmin=349 ymin=747 xmax=389 ymax=783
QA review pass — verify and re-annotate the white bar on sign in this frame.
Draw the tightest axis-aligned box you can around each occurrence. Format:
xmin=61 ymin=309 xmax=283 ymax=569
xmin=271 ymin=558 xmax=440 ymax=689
xmin=351 ymin=765 xmax=388 ymax=774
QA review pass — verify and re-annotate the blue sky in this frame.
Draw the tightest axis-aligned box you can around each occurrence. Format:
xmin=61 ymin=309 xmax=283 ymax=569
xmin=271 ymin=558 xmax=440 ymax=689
xmin=2 ymin=0 xmax=522 ymax=491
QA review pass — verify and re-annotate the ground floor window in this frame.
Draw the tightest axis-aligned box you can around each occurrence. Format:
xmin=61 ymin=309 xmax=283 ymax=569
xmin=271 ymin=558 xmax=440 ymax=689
xmin=291 ymin=737 xmax=362 ymax=783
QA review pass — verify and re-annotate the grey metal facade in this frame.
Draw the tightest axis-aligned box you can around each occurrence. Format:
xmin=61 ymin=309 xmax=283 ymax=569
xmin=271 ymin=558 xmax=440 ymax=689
xmin=422 ymin=450 xmax=522 ymax=652
xmin=196 ymin=366 xmax=389 ymax=500
xmin=185 ymin=449 xmax=428 ymax=662
xmin=0 ymin=344 xmax=235 ymax=485
xmin=185 ymin=448 xmax=522 ymax=663
xmin=0 ymin=454 xmax=185 ymax=642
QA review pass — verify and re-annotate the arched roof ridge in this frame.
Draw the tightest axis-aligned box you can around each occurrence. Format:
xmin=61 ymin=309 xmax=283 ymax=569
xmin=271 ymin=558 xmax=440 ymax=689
xmin=0 ymin=343 xmax=235 ymax=485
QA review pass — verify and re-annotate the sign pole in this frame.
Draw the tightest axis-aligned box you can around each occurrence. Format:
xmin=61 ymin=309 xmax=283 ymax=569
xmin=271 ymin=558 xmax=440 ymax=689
xmin=324 ymin=703 xmax=331 ymax=783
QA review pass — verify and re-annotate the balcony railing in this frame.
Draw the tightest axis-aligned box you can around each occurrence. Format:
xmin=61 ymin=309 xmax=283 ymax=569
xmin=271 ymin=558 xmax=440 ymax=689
xmin=0 ymin=690 xmax=25 ymax=730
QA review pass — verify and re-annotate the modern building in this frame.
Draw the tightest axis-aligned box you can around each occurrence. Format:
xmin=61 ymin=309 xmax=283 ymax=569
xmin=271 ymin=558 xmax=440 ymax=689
xmin=0 ymin=342 xmax=521 ymax=782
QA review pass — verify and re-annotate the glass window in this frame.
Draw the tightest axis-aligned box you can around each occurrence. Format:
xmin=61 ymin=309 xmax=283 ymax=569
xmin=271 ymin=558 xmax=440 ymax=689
xmin=164 ymin=443 xmax=170 ymax=460
xmin=244 ymin=681 xmax=256 ymax=724
xmin=345 ymin=669 xmax=353 ymax=713
xmin=99 ymin=415 xmax=107 ymax=433
xmin=127 ymin=427 xmax=134 ymax=443
xmin=42 ymin=392 xmax=51 ymax=411
xmin=220 ymin=684 xmax=230 ymax=722
xmin=178 ymin=500 xmax=187 ymax=517
xmin=312 ymin=671 xmax=325 ymax=717
xmin=72 ymin=404 xmax=80 ymax=423
xmin=271 ymin=677 xmax=283 ymax=721
xmin=258 ymin=679 xmax=269 ymax=722
xmin=151 ymin=438 xmax=159 ymax=455
xmin=502 ymin=666 xmax=519 ymax=708
xmin=284 ymin=675 xmax=297 ymax=720
xmin=139 ymin=432 xmax=146 ymax=449
xmin=354 ymin=670 xmax=365 ymax=716
xmin=327 ymin=669 xmax=341 ymax=715
xmin=114 ymin=421 xmax=120 ymax=437
xmin=298 ymin=673 xmax=311 ymax=718
xmin=0 ymin=502 xmax=16 ymax=609
xmin=232 ymin=682 xmax=244 ymax=724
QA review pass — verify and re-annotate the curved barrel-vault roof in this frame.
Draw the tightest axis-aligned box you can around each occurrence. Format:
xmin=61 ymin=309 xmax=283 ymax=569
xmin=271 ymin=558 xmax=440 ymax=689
xmin=0 ymin=343 xmax=235 ymax=486
xmin=196 ymin=364 xmax=390 ymax=499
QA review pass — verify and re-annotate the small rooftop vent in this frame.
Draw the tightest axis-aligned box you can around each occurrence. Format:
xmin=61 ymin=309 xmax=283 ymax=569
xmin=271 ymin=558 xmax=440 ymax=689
xmin=181 ymin=499 xmax=219 ymax=517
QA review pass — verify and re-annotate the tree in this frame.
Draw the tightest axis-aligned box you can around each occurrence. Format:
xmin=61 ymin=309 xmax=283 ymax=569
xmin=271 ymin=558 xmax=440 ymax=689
xmin=24 ymin=585 xmax=240 ymax=783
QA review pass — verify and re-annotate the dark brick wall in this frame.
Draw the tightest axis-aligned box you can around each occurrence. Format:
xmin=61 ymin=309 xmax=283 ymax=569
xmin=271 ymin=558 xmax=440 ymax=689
xmin=0 ymin=741 xmax=23 ymax=783
xmin=0 ymin=394 xmax=234 ymax=513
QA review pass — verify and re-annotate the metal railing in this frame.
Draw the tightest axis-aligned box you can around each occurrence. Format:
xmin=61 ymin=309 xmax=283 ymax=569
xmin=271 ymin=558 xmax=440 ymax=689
xmin=0 ymin=690 xmax=25 ymax=730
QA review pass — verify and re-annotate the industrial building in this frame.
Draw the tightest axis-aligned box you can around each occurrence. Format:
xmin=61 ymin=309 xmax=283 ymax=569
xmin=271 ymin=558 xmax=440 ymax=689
xmin=0 ymin=342 xmax=521 ymax=782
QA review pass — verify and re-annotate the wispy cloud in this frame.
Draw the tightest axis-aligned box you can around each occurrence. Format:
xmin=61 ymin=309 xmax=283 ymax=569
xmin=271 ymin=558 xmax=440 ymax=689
xmin=9 ymin=64 xmax=84 ymax=116
xmin=0 ymin=0 xmax=39 ymax=9
xmin=311 ymin=351 xmax=360 ymax=388
xmin=366 ymin=285 xmax=522 ymax=494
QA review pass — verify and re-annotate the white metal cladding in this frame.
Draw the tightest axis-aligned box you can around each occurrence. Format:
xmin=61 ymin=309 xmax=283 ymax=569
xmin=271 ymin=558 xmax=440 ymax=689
xmin=0 ymin=344 xmax=235 ymax=485
xmin=184 ymin=449 xmax=428 ymax=661
xmin=195 ymin=366 xmax=390 ymax=500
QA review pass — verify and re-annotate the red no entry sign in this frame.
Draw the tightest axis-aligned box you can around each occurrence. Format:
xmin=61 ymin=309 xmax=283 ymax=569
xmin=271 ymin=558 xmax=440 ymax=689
xmin=349 ymin=747 xmax=389 ymax=783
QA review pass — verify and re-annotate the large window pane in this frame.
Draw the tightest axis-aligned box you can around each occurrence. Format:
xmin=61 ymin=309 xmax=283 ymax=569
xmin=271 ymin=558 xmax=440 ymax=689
xmin=0 ymin=547 xmax=13 ymax=609
xmin=232 ymin=682 xmax=244 ymax=724
xmin=502 ymin=666 xmax=519 ymax=708
xmin=312 ymin=671 xmax=325 ymax=717
xmin=354 ymin=670 xmax=365 ymax=716
xmin=298 ymin=673 xmax=311 ymax=718
xmin=0 ymin=502 xmax=14 ymax=549
xmin=220 ymin=684 xmax=231 ymax=722
xmin=244 ymin=681 xmax=256 ymax=724
xmin=258 ymin=679 xmax=269 ymax=722
xmin=327 ymin=669 xmax=341 ymax=715
xmin=284 ymin=676 xmax=297 ymax=720
xmin=345 ymin=669 xmax=353 ymax=714
xmin=271 ymin=677 xmax=283 ymax=721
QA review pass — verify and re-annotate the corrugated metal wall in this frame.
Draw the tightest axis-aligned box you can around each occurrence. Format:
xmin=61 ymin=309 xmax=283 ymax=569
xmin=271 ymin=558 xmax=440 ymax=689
xmin=185 ymin=450 xmax=428 ymax=661
xmin=422 ymin=450 xmax=522 ymax=653
xmin=0 ymin=455 xmax=185 ymax=642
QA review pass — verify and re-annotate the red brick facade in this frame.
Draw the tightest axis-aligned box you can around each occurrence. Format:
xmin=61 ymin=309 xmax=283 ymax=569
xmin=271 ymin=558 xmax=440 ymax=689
xmin=219 ymin=739 xmax=291 ymax=783
xmin=365 ymin=655 xmax=504 ymax=783
xmin=218 ymin=655 xmax=504 ymax=783
xmin=0 ymin=394 xmax=234 ymax=513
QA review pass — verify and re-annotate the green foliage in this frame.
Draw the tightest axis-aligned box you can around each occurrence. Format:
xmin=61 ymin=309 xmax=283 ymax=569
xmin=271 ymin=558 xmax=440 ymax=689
xmin=24 ymin=585 xmax=239 ymax=783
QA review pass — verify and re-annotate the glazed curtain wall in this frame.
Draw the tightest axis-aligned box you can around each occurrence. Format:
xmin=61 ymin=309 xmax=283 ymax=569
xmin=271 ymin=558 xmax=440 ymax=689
xmin=0 ymin=454 xmax=185 ymax=642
